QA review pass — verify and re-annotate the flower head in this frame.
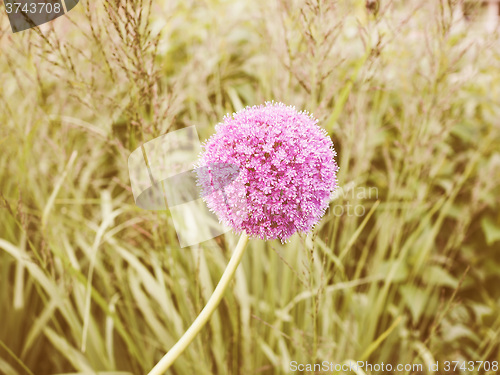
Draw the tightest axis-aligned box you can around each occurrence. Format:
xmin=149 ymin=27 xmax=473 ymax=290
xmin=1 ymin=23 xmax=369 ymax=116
xmin=197 ymin=102 xmax=338 ymax=241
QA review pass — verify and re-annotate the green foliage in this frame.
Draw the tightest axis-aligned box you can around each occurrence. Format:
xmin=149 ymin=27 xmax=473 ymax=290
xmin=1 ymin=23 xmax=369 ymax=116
xmin=1 ymin=0 xmax=499 ymax=374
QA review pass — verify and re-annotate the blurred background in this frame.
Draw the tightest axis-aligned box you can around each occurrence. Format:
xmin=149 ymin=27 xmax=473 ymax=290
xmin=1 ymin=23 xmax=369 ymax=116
xmin=1 ymin=0 xmax=500 ymax=374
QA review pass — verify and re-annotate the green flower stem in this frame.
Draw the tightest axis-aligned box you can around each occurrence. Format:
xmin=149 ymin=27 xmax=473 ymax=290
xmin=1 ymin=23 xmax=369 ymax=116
xmin=147 ymin=233 xmax=250 ymax=375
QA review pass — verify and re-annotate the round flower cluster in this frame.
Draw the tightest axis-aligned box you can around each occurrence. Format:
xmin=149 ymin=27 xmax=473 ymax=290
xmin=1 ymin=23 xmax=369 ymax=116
xmin=197 ymin=102 xmax=338 ymax=241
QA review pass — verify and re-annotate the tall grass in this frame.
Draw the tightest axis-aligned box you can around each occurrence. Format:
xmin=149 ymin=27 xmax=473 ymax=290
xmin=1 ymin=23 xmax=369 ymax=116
xmin=1 ymin=0 xmax=500 ymax=374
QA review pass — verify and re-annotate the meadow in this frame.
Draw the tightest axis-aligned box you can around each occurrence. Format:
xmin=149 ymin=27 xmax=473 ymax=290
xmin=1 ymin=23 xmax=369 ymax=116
xmin=1 ymin=0 xmax=500 ymax=374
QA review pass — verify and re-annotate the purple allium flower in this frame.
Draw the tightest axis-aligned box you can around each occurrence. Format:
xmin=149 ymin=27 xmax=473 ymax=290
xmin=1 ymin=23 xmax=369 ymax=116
xmin=197 ymin=102 xmax=338 ymax=242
